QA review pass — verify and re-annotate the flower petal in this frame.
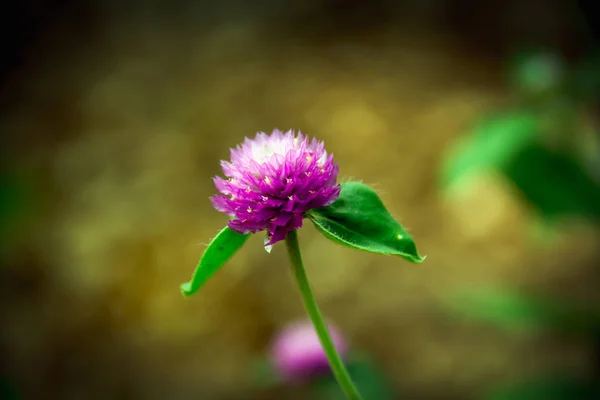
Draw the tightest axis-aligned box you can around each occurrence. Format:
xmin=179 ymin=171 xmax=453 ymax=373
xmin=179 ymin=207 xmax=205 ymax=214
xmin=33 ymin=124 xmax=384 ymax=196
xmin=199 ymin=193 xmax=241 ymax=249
xmin=212 ymin=129 xmax=340 ymax=246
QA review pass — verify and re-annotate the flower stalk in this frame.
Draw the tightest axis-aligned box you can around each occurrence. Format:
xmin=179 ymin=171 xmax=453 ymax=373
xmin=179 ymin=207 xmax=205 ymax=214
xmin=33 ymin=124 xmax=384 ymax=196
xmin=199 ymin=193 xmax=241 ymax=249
xmin=285 ymin=229 xmax=363 ymax=400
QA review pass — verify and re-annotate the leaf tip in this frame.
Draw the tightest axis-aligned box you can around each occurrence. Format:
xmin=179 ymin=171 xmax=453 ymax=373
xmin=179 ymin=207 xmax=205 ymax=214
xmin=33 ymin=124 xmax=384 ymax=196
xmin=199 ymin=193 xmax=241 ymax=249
xmin=404 ymin=253 xmax=426 ymax=264
xmin=180 ymin=282 xmax=194 ymax=297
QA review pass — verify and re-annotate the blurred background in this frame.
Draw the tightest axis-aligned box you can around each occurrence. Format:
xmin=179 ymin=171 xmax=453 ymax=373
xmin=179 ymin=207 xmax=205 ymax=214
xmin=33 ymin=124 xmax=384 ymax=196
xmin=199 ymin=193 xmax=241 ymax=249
xmin=1 ymin=0 xmax=599 ymax=399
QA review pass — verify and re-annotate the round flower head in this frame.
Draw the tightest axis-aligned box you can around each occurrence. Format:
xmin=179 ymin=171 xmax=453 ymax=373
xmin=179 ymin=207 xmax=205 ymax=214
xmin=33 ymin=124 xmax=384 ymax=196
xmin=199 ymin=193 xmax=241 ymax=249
xmin=211 ymin=129 xmax=340 ymax=247
xmin=270 ymin=320 xmax=348 ymax=382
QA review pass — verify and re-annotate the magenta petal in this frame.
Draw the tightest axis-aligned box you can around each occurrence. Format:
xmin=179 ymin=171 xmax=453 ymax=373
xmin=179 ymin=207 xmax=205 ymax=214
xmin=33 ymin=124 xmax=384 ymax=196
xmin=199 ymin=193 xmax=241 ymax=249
xmin=211 ymin=129 xmax=340 ymax=246
xmin=272 ymin=213 xmax=293 ymax=227
xmin=227 ymin=220 xmax=251 ymax=234
xmin=213 ymin=176 xmax=232 ymax=194
xmin=282 ymin=196 xmax=297 ymax=212
xmin=286 ymin=214 xmax=304 ymax=231
xmin=210 ymin=195 xmax=233 ymax=214
xmin=266 ymin=228 xmax=287 ymax=246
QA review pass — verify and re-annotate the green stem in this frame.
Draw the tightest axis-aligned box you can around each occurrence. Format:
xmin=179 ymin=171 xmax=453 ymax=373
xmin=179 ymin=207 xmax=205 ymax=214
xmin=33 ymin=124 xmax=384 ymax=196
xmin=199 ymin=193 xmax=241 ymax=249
xmin=285 ymin=230 xmax=363 ymax=400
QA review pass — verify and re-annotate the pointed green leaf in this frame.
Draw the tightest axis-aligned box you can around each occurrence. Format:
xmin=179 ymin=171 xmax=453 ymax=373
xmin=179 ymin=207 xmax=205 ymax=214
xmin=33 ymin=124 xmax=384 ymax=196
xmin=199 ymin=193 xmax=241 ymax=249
xmin=180 ymin=226 xmax=250 ymax=297
xmin=307 ymin=182 xmax=425 ymax=263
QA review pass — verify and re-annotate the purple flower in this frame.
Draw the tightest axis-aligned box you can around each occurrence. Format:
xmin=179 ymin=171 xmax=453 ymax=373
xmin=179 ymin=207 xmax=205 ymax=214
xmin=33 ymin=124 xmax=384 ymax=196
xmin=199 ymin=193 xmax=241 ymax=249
xmin=210 ymin=129 xmax=341 ymax=247
xmin=270 ymin=320 xmax=348 ymax=382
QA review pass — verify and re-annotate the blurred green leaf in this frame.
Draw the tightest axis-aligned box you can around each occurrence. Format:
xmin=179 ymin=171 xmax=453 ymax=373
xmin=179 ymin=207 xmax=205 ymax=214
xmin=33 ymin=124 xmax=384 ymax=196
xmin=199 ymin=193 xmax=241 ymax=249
xmin=510 ymin=51 xmax=565 ymax=97
xmin=484 ymin=377 xmax=600 ymax=400
xmin=312 ymin=354 xmax=396 ymax=400
xmin=180 ymin=226 xmax=250 ymax=297
xmin=448 ymin=288 xmax=600 ymax=335
xmin=441 ymin=111 xmax=540 ymax=188
xmin=308 ymin=182 xmax=425 ymax=263
xmin=442 ymin=107 xmax=600 ymax=223
xmin=505 ymin=143 xmax=600 ymax=222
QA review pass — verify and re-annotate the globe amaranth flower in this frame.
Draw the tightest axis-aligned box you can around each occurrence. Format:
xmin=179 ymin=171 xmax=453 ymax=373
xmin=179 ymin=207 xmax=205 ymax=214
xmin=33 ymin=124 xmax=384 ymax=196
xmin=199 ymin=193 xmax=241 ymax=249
xmin=270 ymin=320 xmax=348 ymax=382
xmin=210 ymin=129 xmax=341 ymax=246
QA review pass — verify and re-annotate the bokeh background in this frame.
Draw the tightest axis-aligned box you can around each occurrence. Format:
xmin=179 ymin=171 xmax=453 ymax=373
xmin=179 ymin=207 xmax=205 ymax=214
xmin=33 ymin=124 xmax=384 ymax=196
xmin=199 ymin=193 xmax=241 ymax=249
xmin=1 ymin=0 xmax=599 ymax=399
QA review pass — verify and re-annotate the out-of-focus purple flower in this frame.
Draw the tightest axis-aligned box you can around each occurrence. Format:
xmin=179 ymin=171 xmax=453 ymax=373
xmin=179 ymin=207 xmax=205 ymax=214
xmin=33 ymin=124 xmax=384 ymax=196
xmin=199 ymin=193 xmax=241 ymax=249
xmin=270 ymin=320 xmax=348 ymax=382
xmin=210 ymin=129 xmax=340 ymax=247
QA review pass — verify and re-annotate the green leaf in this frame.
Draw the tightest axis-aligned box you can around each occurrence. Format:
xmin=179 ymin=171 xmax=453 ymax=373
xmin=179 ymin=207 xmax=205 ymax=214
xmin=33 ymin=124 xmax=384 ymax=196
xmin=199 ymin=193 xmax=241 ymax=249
xmin=180 ymin=226 xmax=250 ymax=297
xmin=307 ymin=182 xmax=425 ymax=263
xmin=485 ymin=376 xmax=600 ymax=400
xmin=441 ymin=109 xmax=600 ymax=224
xmin=441 ymin=111 xmax=540 ymax=188
xmin=505 ymin=143 xmax=600 ymax=222
xmin=447 ymin=288 xmax=600 ymax=336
